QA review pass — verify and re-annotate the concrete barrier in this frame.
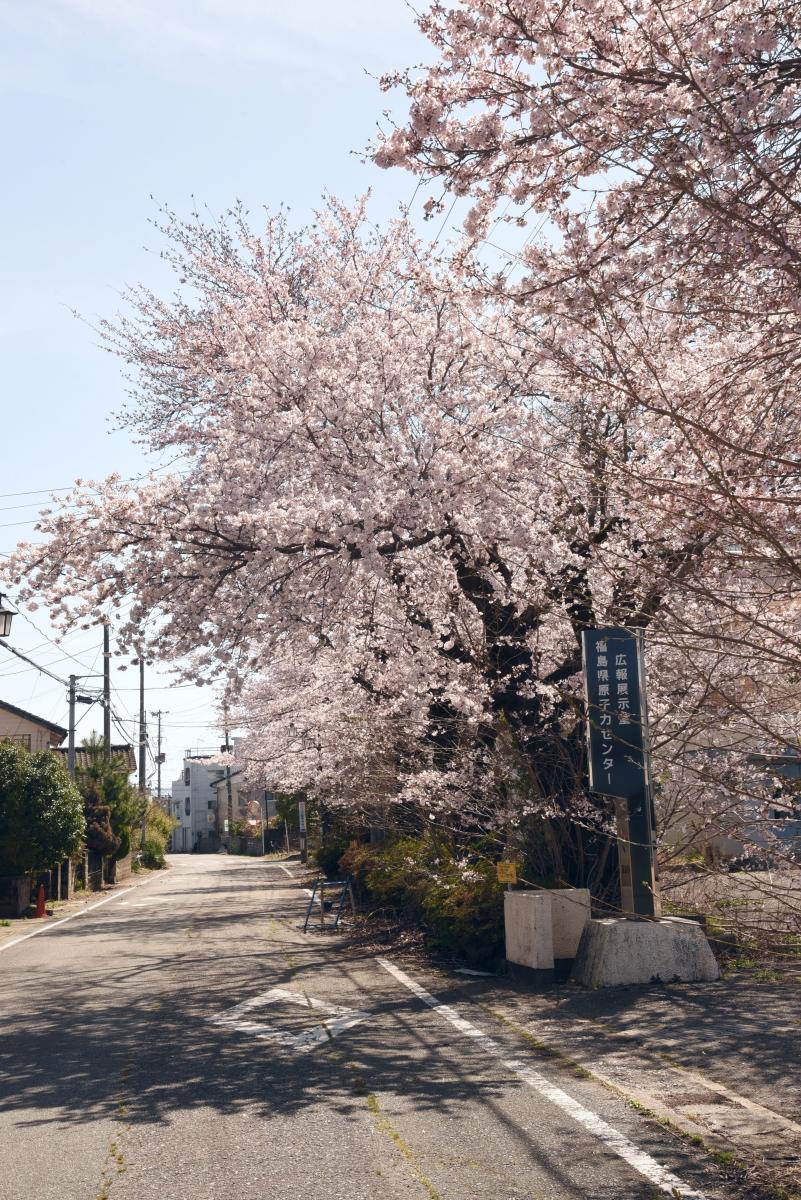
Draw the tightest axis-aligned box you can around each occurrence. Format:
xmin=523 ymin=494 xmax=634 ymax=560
xmin=549 ymin=888 xmax=591 ymax=962
xmin=571 ymin=916 xmax=720 ymax=988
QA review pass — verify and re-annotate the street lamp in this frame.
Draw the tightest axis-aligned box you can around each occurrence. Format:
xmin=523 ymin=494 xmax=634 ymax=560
xmin=0 ymin=594 xmax=15 ymax=639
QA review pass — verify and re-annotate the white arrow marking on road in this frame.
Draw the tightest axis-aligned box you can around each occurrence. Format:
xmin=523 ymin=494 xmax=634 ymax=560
xmin=208 ymin=988 xmax=369 ymax=1052
xmin=378 ymin=958 xmax=706 ymax=1200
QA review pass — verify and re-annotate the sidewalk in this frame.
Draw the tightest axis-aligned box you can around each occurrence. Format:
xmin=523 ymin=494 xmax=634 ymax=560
xmin=0 ymin=867 xmax=160 ymax=953
xmin=421 ymin=959 xmax=801 ymax=1197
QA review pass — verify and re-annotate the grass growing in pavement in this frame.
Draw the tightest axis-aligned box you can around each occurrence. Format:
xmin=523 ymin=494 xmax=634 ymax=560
xmin=339 ymin=1053 xmax=443 ymax=1200
xmin=364 ymin=1093 xmax=442 ymax=1200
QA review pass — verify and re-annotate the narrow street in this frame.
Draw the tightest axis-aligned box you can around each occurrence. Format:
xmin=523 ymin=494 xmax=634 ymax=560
xmin=0 ymin=857 xmax=736 ymax=1200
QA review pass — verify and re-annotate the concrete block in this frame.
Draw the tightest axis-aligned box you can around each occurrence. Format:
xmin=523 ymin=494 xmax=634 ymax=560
xmin=548 ymin=888 xmax=591 ymax=960
xmin=571 ymin=917 xmax=720 ymax=988
xmin=504 ymin=892 xmax=554 ymax=971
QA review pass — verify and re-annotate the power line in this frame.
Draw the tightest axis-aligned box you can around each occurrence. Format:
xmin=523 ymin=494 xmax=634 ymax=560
xmin=0 ymin=486 xmax=77 ymax=501
xmin=0 ymin=641 xmax=68 ymax=685
xmin=15 ymin=609 xmax=100 ymax=671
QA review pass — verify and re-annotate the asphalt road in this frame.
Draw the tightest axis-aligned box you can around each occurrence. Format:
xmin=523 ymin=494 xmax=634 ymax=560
xmin=0 ymin=856 xmax=737 ymax=1200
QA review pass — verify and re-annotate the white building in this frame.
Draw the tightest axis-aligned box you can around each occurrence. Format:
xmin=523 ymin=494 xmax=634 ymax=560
xmin=170 ymin=753 xmax=227 ymax=852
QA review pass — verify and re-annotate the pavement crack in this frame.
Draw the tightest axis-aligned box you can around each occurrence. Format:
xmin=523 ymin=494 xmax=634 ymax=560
xmin=337 ymin=1056 xmax=441 ymax=1199
xmin=365 ymin=1092 xmax=442 ymax=1200
xmin=93 ymin=1054 xmax=133 ymax=1200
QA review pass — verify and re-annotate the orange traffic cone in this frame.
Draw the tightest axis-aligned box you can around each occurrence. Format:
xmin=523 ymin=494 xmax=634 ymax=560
xmin=35 ymin=884 xmax=46 ymax=918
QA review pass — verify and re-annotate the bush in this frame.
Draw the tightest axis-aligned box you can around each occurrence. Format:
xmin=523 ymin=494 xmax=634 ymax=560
xmin=313 ymin=841 xmax=348 ymax=879
xmin=137 ymin=803 xmax=176 ymax=869
xmin=340 ymin=835 xmax=505 ymax=967
xmin=139 ymin=837 xmax=166 ymax=869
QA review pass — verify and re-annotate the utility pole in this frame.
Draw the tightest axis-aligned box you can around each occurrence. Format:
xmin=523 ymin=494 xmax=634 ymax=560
xmin=103 ymin=623 xmax=111 ymax=761
xmin=138 ymin=659 xmax=147 ymax=794
xmin=223 ymin=702 xmax=233 ymax=846
xmin=151 ymin=709 xmax=166 ymax=800
xmin=67 ymin=674 xmax=76 ymax=779
xmin=138 ymin=658 xmax=147 ymax=846
xmin=67 ymin=673 xmax=99 ymax=774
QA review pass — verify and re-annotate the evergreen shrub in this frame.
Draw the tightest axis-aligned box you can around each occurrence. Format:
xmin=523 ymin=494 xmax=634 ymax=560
xmin=338 ymin=835 xmax=504 ymax=967
xmin=313 ymin=841 xmax=348 ymax=879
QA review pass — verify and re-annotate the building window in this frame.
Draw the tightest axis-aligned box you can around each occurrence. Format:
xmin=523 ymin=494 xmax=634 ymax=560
xmin=4 ymin=734 xmax=31 ymax=750
xmin=184 ymin=766 xmax=191 ymax=786
xmin=185 ymin=797 xmax=191 ymax=816
xmin=208 ymin=800 xmax=215 ymax=810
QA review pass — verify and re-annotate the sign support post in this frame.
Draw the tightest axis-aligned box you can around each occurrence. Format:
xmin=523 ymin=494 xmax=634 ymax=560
xmin=581 ymin=627 xmax=660 ymax=919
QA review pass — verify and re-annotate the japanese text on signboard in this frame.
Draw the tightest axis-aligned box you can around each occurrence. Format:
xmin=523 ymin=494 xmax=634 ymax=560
xmin=581 ymin=628 xmax=646 ymax=799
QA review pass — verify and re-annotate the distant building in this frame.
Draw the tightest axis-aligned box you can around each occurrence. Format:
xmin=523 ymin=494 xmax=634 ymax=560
xmin=170 ymin=754 xmax=227 ymax=853
xmin=169 ymin=745 xmax=277 ymax=852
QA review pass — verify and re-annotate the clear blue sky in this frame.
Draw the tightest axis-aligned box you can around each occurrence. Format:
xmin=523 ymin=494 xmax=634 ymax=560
xmin=0 ymin=0 xmax=429 ymax=787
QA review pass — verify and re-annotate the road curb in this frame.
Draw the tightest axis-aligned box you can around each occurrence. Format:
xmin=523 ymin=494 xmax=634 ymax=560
xmin=0 ymin=865 xmax=166 ymax=955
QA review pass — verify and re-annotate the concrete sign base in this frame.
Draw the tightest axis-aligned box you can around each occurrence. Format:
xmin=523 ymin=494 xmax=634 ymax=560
xmin=571 ymin=916 xmax=720 ymax=988
xmin=504 ymin=889 xmax=592 ymax=982
xmin=504 ymin=892 xmax=554 ymax=980
xmin=549 ymin=888 xmax=591 ymax=963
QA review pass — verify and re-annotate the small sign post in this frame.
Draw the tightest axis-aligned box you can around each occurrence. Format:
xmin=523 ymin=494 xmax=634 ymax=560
xmin=581 ymin=627 xmax=660 ymax=919
xmin=496 ymin=861 xmax=517 ymax=886
xmin=298 ymin=795 xmax=308 ymax=864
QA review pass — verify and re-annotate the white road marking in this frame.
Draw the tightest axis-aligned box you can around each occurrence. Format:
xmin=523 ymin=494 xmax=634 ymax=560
xmin=208 ymin=987 xmax=369 ymax=1052
xmin=273 ymin=863 xmax=315 ymax=897
xmin=377 ymin=958 xmax=705 ymax=1200
xmin=0 ymin=878 xmax=159 ymax=955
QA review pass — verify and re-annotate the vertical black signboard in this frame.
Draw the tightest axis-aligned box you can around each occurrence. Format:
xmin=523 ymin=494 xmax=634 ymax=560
xmin=581 ymin=627 xmax=660 ymax=918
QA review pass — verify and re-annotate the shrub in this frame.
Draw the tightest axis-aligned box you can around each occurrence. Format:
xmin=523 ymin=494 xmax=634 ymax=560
xmin=340 ymin=834 xmax=505 ymax=967
xmin=421 ymin=855 xmax=505 ymax=966
xmin=0 ymin=741 xmax=85 ymax=875
xmin=140 ymin=837 xmax=166 ymax=869
xmin=313 ymin=840 xmax=349 ymax=879
xmin=138 ymin=802 xmax=176 ymax=869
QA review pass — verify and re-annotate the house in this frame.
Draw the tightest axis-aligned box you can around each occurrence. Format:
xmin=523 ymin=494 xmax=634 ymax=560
xmin=0 ymin=700 xmax=66 ymax=752
xmin=0 ymin=702 xmax=136 ymax=774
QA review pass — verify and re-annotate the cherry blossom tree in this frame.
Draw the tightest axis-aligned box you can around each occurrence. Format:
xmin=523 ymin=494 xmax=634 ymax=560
xmin=375 ymin=0 xmax=801 ymax=873
xmin=5 ymin=197 xmax=759 ymax=892
xmin=375 ymin=0 xmax=801 ymax=310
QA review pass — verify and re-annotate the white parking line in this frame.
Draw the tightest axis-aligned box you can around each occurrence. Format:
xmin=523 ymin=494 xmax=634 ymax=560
xmin=377 ymin=958 xmax=705 ymax=1200
xmin=0 ymin=879 xmax=159 ymax=955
